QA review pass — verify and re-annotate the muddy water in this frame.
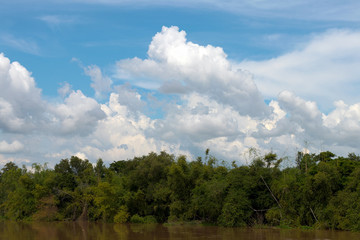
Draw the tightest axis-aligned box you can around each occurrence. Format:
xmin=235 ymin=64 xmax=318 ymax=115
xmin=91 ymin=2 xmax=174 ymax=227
xmin=0 ymin=222 xmax=359 ymax=240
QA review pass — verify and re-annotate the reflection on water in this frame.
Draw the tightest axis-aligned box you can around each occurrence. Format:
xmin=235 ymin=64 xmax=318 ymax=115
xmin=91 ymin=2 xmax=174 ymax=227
xmin=0 ymin=222 xmax=360 ymax=240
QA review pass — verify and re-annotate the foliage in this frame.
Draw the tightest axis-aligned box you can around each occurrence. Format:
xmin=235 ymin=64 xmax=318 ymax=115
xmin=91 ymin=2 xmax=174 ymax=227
xmin=0 ymin=150 xmax=360 ymax=231
xmin=114 ymin=205 xmax=129 ymax=223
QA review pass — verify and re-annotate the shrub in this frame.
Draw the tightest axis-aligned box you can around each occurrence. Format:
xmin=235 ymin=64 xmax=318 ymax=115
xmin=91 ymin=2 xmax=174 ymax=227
xmin=143 ymin=215 xmax=157 ymax=224
xmin=114 ymin=206 xmax=129 ymax=223
xmin=130 ymin=214 xmax=157 ymax=224
xmin=130 ymin=214 xmax=145 ymax=223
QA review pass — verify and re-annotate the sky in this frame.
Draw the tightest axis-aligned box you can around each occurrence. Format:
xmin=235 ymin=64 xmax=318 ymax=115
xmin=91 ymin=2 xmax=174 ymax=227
xmin=1 ymin=0 xmax=360 ymax=167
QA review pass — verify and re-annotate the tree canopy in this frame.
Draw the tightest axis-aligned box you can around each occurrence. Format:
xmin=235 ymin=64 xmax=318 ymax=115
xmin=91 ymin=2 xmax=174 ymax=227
xmin=1 ymin=150 xmax=360 ymax=231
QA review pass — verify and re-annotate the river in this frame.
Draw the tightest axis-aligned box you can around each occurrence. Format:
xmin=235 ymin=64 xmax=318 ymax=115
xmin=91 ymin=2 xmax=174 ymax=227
xmin=1 ymin=222 xmax=359 ymax=240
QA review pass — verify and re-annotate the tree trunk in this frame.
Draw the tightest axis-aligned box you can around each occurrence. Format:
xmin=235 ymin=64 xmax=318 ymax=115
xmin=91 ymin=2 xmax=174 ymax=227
xmin=77 ymin=202 xmax=88 ymax=222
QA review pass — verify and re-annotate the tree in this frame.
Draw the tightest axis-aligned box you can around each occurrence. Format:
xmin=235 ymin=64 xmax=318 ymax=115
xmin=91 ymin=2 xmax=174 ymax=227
xmin=94 ymin=158 xmax=106 ymax=181
xmin=219 ymin=188 xmax=251 ymax=227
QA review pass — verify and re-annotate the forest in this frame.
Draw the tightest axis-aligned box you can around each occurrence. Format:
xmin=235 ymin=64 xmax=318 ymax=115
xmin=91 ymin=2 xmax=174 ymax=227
xmin=1 ymin=149 xmax=360 ymax=231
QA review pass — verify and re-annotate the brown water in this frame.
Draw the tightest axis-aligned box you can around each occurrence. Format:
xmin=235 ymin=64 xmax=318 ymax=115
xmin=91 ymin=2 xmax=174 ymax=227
xmin=0 ymin=222 xmax=359 ymax=240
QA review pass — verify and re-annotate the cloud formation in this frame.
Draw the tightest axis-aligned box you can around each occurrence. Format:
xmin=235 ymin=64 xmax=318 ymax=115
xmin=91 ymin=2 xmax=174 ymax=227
xmin=239 ymin=29 xmax=360 ymax=110
xmin=116 ymin=26 xmax=268 ymax=117
xmin=0 ymin=53 xmax=105 ymax=137
xmin=49 ymin=90 xmax=106 ymax=135
xmin=0 ymin=53 xmax=44 ymax=132
xmin=2 ymin=26 xmax=360 ymax=168
xmin=0 ymin=140 xmax=24 ymax=153
xmin=84 ymin=65 xmax=113 ymax=99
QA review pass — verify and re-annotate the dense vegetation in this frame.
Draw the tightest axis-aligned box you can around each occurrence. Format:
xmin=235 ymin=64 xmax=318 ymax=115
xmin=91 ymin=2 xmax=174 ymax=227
xmin=1 ymin=150 xmax=360 ymax=231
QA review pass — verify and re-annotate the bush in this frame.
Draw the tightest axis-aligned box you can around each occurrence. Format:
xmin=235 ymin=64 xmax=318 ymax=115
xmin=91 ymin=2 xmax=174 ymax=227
xmin=265 ymin=208 xmax=281 ymax=226
xmin=143 ymin=215 xmax=157 ymax=224
xmin=114 ymin=206 xmax=129 ymax=223
xmin=130 ymin=214 xmax=157 ymax=224
xmin=218 ymin=189 xmax=251 ymax=227
xmin=130 ymin=214 xmax=145 ymax=223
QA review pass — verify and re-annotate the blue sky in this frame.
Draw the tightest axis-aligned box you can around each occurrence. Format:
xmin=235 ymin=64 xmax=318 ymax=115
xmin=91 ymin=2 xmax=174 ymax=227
xmin=1 ymin=0 xmax=360 ymax=167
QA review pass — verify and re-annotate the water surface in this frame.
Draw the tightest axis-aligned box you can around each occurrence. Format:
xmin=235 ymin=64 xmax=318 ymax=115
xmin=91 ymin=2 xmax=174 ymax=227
xmin=1 ymin=222 xmax=359 ymax=240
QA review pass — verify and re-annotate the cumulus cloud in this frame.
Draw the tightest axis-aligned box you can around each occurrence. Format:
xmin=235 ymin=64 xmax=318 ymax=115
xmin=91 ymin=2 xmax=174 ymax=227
xmin=257 ymin=91 xmax=360 ymax=154
xmin=49 ymin=90 xmax=106 ymax=135
xmin=0 ymin=54 xmax=106 ymax=138
xmin=113 ymin=84 xmax=145 ymax=112
xmin=78 ymin=92 xmax=191 ymax=162
xmin=58 ymin=82 xmax=72 ymax=98
xmin=239 ymin=29 xmax=360 ymax=110
xmin=84 ymin=65 xmax=113 ymax=98
xmin=151 ymin=93 xmax=258 ymax=143
xmin=0 ymin=53 xmax=44 ymax=132
xmin=3 ymin=27 xmax=360 ymax=167
xmin=0 ymin=154 xmax=30 ymax=166
xmin=71 ymin=58 xmax=113 ymax=99
xmin=115 ymin=26 xmax=268 ymax=117
xmin=278 ymin=91 xmax=324 ymax=134
xmin=320 ymin=101 xmax=360 ymax=146
xmin=0 ymin=140 xmax=24 ymax=153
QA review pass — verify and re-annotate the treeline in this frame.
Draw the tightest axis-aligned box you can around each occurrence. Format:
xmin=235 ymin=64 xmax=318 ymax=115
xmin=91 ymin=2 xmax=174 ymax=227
xmin=1 ymin=150 xmax=360 ymax=230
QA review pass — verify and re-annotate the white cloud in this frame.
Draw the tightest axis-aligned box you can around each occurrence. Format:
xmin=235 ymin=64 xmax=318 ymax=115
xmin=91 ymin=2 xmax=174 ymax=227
xmin=113 ymin=84 xmax=145 ymax=112
xmin=257 ymin=91 xmax=360 ymax=155
xmin=84 ymin=65 xmax=113 ymax=98
xmin=3 ymin=27 xmax=360 ymax=168
xmin=139 ymin=92 xmax=268 ymax=163
xmin=0 ymin=98 xmax=27 ymax=132
xmin=152 ymin=93 xmax=258 ymax=142
xmin=58 ymin=82 xmax=72 ymax=98
xmin=322 ymin=101 xmax=360 ymax=146
xmin=0 ymin=140 xmax=24 ymax=153
xmin=0 ymin=153 xmax=30 ymax=167
xmin=278 ymin=90 xmax=323 ymax=133
xmin=72 ymin=58 xmax=113 ymax=99
xmin=116 ymin=26 xmax=268 ymax=117
xmin=74 ymin=152 xmax=88 ymax=160
xmin=0 ymin=34 xmax=40 ymax=55
xmin=79 ymin=92 xmax=191 ymax=162
xmin=86 ymin=92 xmax=156 ymax=160
xmin=38 ymin=15 xmax=78 ymax=26
xmin=0 ymin=53 xmax=44 ymax=132
xmin=50 ymin=90 xmax=106 ymax=135
xmin=0 ymin=53 xmax=106 ymax=138
xmin=239 ymin=29 xmax=360 ymax=110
